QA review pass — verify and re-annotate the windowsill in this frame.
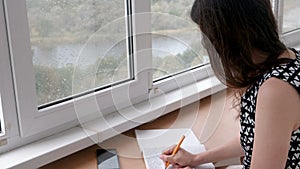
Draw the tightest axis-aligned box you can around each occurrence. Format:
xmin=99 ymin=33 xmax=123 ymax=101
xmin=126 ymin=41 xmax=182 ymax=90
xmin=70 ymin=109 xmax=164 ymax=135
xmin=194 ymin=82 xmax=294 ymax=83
xmin=0 ymin=76 xmax=225 ymax=169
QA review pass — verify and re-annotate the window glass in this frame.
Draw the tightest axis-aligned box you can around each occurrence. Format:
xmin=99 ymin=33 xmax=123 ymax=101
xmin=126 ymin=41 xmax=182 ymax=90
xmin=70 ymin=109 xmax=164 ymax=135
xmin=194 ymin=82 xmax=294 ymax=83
xmin=151 ymin=0 xmax=208 ymax=80
xmin=283 ymin=0 xmax=300 ymax=32
xmin=26 ymin=0 xmax=130 ymax=106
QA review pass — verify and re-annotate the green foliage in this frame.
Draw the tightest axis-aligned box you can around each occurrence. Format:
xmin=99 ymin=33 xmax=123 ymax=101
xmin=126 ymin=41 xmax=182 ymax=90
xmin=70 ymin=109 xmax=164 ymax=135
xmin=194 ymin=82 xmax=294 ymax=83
xmin=27 ymin=0 xmax=125 ymax=44
xmin=177 ymin=49 xmax=198 ymax=67
xmin=35 ymin=54 xmax=129 ymax=105
xmin=95 ymin=55 xmax=128 ymax=87
xmin=153 ymin=55 xmax=184 ymax=78
xmin=35 ymin=19 xmax=55 ymax=37
xmin=34 ymin=65 xmax=73 ymax=105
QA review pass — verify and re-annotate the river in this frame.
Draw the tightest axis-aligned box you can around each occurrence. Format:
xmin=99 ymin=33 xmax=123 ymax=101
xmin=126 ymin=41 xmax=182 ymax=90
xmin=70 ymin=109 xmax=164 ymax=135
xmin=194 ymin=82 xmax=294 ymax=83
xmin=32 ymin=36 xmax=194 ymax=68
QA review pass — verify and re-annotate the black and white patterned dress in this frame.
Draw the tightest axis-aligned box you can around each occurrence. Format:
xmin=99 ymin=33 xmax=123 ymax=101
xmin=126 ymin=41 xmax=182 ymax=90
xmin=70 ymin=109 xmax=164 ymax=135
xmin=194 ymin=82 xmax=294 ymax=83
xmin=240 ymin=48 xmax=300 ymax=169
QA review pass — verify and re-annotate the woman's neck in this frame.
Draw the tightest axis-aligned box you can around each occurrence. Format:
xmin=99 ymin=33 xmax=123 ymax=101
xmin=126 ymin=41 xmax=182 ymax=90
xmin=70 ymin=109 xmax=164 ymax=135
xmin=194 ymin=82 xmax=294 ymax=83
xmin=252 ymin=49 xmax=296 ymax=64
xmin=278 ymin=49 xmax=296 ymax=60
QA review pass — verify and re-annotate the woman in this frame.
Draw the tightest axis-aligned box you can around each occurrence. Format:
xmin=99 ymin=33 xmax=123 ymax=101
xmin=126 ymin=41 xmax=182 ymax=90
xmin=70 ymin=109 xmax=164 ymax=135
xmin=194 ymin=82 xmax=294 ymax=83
xmin=160 ymin=0 xmax=300 ymax=168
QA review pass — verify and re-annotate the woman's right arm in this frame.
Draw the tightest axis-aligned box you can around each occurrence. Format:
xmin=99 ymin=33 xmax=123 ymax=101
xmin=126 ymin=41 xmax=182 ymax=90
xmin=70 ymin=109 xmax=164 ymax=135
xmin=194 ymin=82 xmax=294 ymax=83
xmin=193 ymin=135 xmax=244 ymax=165
xmin=160 ymin=135 xmax=244 ymax=167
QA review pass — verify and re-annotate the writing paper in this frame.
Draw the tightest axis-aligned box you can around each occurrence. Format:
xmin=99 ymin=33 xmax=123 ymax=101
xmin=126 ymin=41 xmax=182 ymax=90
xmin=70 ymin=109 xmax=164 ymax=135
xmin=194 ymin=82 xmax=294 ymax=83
xmin=135 ymin=128 xmax=215 ymax=169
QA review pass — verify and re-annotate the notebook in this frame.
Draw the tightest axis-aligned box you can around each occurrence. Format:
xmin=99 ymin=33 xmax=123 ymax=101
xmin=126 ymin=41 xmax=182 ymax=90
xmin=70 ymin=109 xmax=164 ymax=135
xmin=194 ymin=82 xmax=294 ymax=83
xmin=135 ymin=128 xmax=215 ymax=169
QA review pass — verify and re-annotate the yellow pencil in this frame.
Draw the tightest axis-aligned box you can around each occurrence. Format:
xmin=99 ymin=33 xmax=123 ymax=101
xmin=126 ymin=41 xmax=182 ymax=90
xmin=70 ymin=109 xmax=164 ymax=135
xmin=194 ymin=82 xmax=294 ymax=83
xmin=165 ymin=135 xmax=186 ymax=169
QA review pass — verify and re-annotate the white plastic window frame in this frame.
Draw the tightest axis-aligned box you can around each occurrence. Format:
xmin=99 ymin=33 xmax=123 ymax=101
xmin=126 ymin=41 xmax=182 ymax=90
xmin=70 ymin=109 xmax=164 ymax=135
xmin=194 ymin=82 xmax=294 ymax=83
xmin=3 ymin=0 xmax=151 ymax=139
xmin=0 ymin=0 xmax=19 ymax=148
xmin=274 ymin=0 xmax=300 ymax=47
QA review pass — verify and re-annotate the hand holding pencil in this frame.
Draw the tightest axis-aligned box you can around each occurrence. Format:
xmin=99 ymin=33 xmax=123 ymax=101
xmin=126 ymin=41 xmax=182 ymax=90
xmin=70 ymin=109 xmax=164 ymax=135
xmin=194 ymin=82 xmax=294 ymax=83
xmin=160 ymin=135 xmax=198 ymax=169
xmin=164 ymin=135 xmax=185 ymax=169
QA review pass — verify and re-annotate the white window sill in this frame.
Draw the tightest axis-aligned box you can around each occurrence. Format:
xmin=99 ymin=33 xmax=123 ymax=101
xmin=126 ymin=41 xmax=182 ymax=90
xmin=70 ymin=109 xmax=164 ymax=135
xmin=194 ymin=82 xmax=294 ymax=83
xmin=0 ymin=76 xmax=225 ymax=169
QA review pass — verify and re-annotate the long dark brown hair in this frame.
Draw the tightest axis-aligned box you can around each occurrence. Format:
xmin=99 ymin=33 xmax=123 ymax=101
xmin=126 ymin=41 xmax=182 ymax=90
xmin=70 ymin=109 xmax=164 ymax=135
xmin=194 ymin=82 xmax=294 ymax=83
xmin=191 ymin=0 xmax=287 ymax=88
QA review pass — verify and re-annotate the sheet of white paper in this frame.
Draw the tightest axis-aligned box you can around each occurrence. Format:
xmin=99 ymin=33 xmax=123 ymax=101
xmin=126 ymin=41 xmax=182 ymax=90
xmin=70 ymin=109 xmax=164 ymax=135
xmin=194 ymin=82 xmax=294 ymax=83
xmin=142 ymin=147 xmax=165 ymax=169
xmin=135 ymin=129 xmax=215 ymax=169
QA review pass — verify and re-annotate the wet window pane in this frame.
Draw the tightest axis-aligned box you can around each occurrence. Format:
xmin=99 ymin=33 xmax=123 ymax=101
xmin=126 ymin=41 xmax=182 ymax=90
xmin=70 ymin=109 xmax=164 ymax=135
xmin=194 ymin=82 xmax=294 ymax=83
xmin=26 ymin=0 xmax=129 ymax=106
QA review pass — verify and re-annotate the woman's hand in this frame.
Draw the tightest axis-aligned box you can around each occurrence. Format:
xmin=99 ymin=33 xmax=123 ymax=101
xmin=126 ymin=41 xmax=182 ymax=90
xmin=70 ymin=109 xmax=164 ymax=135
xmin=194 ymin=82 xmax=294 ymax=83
xmin=159 ymin=145 xmax=198 ymax=168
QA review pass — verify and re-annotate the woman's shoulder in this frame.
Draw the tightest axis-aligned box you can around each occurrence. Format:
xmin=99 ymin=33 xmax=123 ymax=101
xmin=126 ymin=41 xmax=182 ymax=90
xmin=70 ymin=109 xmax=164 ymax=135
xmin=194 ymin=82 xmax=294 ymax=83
xmin=263 ymin=48 xmax=300 ymax=93
xmin=245 ymin=48 xmax=300 ymax=96
xmin=257 ymin=77 xmax=300 ymax=128
xmin=258 ymin=77 xmax=300 ymax=123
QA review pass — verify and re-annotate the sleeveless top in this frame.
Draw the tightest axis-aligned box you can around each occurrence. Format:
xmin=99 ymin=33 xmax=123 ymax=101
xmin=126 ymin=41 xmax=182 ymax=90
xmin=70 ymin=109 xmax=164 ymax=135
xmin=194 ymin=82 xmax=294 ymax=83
xmin=240 ymin=48 xmax=300 ymax=169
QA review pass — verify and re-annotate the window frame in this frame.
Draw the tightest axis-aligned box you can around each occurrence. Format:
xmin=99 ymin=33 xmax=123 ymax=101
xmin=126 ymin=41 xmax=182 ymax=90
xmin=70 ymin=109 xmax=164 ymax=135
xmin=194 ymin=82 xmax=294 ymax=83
xmin=0 ymin=1 xmax=19 ymax=152
xmin=0 ymin=0 xmax=19 ymax=143
xmin=3 ymin=0 xmax=151 ymax=139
